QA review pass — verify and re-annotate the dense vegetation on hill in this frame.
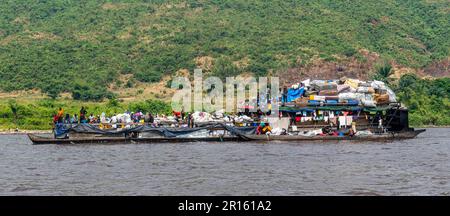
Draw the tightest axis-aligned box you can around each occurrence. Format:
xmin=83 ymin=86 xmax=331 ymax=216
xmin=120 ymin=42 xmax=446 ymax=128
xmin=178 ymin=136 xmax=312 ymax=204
xmin=0 ymin=0 xmax=449 ymax=99
xmin=394 ymin=75 xmax=450 ymax=126
xmin=0 ymin=0 xmax=448 ymax=128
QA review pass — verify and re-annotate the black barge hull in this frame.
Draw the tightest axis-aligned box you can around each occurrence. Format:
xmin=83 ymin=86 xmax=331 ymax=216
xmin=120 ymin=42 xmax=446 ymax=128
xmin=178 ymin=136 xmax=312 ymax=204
xmin=27 ymin=129 xmax=425 ymax=145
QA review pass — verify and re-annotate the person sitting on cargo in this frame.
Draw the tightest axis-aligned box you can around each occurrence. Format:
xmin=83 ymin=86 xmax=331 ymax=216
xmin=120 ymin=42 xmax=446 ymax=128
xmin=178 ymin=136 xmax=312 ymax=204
xmin=71 ymin=114 xmax=78 ymax=124
xmin=79 ymin=106 xmax=87 ymax=123
xmin=57 ymin=107 xmax=64 ymax=118
xmin=172 ymin=111 xmax=181 ymax=122
xmin=266 ymin=101 xmax=272 ymax=116
xmin=256 ymin=109 xmax=264 ymax=119
xmin=55 ymin=107 xmax=64 ymax=123
xmin=149 ymin=113 xmax=154 ymax=124
xmin=88 ymin=113 xmax=95 ymax=124
xmin=110 ymin=114 xmax=117 ymax=128
xmin=181 ymin=108 xmax=185 ymax=121
xmin=262 ymin=123 xmax=272 ymax=135
xmin=256 ymin=123 xmax=264 ymax=135
xmin=349 ymin=128 xmax=356 ymax=137
xmin=52 ymin=113 xmax=59 ymax=125
xmin=186 ymin=113 xmax=192 ymax=128
xmin=64 ymin=114 xmax=71 ymax=124
xmin=143 ymin=113 xmax=149 ymax=123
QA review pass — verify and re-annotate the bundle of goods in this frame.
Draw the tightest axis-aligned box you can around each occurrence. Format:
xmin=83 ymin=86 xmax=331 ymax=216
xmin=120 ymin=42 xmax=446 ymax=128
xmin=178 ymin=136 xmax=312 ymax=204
xmin=337 ymin=84 xmax=352 ymax=93
xmin=285 ymin=78 xmax=398 ymax=108
xmin=310 ymin=80 xmax=338 ymax=91
xmin=192 ymin=111 xmax=213 ymax=122
xmin=374 ymin=94 xmax=390 ymax=105
xmin=294 ymin=97 xmax=309 ymax=107
xmin=286 ymin=86 xmax=305 ymax=102
xmin=385 ymin=87 xmax=397 ymax=103
xmin=318 ymin=89 xmax=338 ymax=96
xmin=343 ymin=78 xmax=360 ymax=89
xmin=356 ymin=87 xmax=375 ymax=94
xmin=234 ymin=115 xmax=253 ymax=123
xmin=360 ymin=94 xmax=376 ymax=107
xmin=305 ymin=90 xmax=319 ymax=97
xmin=212 ymin=109 xmax=225 ymax=119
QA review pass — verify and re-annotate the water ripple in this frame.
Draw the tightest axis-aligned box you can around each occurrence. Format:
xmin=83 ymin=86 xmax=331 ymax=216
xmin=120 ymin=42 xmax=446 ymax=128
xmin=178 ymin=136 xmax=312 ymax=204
xmin=0 ymin=128 xmax=448 ymax=195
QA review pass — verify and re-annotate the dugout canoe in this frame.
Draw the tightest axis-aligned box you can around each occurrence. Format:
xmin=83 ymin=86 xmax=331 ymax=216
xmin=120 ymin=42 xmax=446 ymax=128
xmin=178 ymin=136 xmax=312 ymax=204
xmin=243 ymin=129 xmax=426 ymax=142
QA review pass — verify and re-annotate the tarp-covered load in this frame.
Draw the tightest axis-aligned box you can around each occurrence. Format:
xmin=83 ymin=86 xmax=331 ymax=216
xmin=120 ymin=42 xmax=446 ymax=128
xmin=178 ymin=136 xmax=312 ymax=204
xmin=54 ymin=123 xmax=257 ymax=138
xmin=287 ymin=87 xmax=305 ymax=102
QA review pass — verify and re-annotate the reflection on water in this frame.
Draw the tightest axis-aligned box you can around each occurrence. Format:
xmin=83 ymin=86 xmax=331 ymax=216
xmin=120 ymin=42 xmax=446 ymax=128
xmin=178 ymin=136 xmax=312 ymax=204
xmin=0 ymin=128 xmax=448 ymax=195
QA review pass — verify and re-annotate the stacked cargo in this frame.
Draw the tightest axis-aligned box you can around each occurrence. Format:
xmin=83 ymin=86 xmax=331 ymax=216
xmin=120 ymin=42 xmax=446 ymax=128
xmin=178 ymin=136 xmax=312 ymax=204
xmin=287 ymin=78 xmax=397 ymax=108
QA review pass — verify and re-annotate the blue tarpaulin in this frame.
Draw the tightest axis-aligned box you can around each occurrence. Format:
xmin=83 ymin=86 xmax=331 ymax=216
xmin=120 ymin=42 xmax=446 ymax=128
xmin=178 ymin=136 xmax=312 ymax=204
xmin=287 ymin=87 xmax=304 ymax=102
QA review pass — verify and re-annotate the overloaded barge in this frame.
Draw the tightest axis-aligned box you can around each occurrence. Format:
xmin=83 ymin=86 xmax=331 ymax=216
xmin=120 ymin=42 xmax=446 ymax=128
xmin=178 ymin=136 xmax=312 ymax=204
xmin=28 ymin=78 xmax=425 ymax=144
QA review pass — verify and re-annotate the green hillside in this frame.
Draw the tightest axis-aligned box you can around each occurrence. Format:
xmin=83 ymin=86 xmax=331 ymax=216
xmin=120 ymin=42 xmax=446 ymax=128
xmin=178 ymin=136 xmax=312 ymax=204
xmin=0 ymin=0 xmax=449 ymax=128
xmin=0 ymin=0 xmax=449 ymax=100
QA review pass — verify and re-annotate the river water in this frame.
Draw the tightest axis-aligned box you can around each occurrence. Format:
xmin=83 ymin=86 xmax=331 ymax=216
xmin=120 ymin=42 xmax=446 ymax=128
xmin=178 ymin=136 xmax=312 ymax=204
xmin=0 ymin=128 xmax=448 ymax=195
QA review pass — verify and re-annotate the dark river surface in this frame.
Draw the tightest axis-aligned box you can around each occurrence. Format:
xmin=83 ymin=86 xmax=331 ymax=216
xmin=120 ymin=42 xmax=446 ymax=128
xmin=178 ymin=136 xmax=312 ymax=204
xmin=0 ymin=128 xmax=448 ymax=195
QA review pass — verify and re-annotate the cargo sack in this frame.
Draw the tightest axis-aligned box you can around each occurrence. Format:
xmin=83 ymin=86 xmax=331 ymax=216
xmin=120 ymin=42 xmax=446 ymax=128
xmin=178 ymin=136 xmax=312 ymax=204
xmin=310 ymin=80 xmax=326 ymax=87
xmin=317 ymin=83 xmax=338 ymax=91
xmin=324 ymin=96 xmax=339 ymax=100
xmin=356 ymin=87 xmax=375 ymax=94
xmin=318 ymin=89 xmax=338 ymax=96
xmin=337 ymin=84 xmax=350 ymax=93
xmin=294 ymin=97 xmax=309 ymax=107
xmin=339 ymin=76 xmax=348 ymax=84
xmin=360 ymin=94 xmax=376 ymax=107
xmin=371 ymin=80 xmax=386 ymax=90
xmin=301 ymin=79 xmax=311 ymax=88
xmin=311 ymin=80 xmax=337 ymax=91
xmin=385 ymin=86 xmax=397 ymax=103
xmin=305 ymin=90 xmax=318 ymax=97
xmin=374 ymin=94 xmax=389 ymax=105
xmin=344 ymin=79 xmax=360 ymax=89
xmin=358 ymin=82 xmax=372 ymax=87
xmin=361 ymin=100 xmax=376 ymax=107
xmin=338 ymin=92 xmax=364 ymax=100
xmin=375 ymin=88 xmax=387 ymax=94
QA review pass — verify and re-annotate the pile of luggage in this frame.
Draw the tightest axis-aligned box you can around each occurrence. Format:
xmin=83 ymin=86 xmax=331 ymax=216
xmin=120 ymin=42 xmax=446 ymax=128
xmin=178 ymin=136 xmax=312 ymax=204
xmin=289 ymin=77 xmax=397 ymax=108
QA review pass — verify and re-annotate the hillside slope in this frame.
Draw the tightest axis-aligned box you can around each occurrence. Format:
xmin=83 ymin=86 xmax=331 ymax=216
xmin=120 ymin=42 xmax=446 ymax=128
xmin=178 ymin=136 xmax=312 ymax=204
xmin=0 ymin=0 xmax=449 ymax=100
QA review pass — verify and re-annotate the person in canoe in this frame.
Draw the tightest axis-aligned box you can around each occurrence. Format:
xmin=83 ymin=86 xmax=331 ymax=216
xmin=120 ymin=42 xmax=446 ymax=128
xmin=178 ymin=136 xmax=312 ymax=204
xmin=257 ymin=122 xmax=272 ymax=135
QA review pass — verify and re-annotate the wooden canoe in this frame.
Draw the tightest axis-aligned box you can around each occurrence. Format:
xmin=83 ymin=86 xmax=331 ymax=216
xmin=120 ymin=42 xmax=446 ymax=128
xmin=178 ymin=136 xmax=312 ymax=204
xmin=243 ymin=129 xmax=426 ymax=141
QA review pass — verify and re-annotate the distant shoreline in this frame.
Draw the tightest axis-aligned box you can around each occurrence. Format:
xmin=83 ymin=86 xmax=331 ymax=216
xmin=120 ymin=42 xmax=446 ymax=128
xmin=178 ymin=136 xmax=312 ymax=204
xmin=0 ymin=130 xmax=52 ymax=135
